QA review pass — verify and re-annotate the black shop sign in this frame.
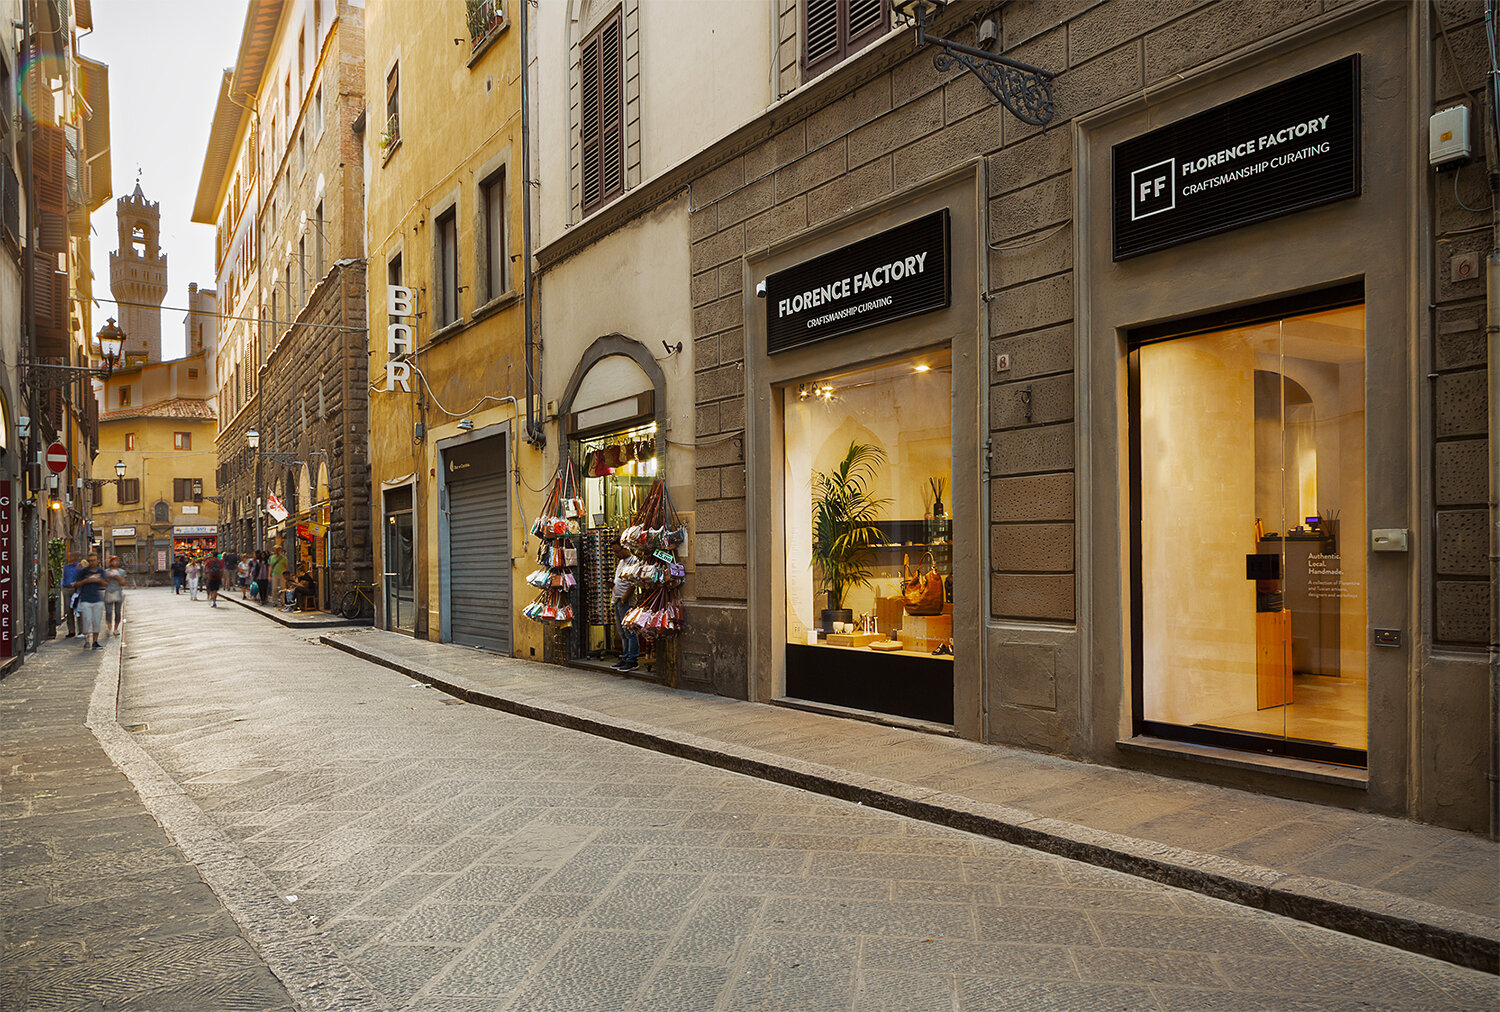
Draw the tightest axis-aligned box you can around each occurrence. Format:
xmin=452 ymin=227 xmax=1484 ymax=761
xmin=765 ymin=209 xmax=950 ymax=354
xmin=1113 ymin=55 xmax=1361 ymax=261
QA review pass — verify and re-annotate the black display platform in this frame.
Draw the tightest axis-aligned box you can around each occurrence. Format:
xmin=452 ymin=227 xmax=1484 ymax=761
xmin=784 ymin=643 xmax=953 ymax=725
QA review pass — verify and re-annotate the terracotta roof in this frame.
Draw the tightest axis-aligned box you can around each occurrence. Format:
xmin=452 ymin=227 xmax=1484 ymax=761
xmin=99 ymin=398 xmax=217 ymax=423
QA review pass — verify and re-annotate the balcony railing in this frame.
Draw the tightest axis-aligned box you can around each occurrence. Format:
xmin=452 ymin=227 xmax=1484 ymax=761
xmin=466 ymin=0 xmax=505 ymax=51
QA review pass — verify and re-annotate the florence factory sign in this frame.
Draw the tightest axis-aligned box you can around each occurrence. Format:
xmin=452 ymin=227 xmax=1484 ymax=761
xmin=765 ymin=210 xmax=950 ymax=354
xmin=1112 ymin=55 xmax=1361 ymax=261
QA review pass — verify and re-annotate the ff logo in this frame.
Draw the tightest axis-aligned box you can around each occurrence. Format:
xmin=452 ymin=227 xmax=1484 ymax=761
xmin=1130 ymin=159 xmax=1175 ymax=220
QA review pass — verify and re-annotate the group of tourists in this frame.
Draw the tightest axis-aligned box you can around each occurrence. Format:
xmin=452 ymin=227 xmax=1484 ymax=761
xmin=60 ymin=552 xmax=128 ymax=649
xmin=169 ymin=548 xmax=318 ymax=613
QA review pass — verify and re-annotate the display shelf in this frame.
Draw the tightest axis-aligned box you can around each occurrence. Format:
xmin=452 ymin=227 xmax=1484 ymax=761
xmin=799 ymin=639 xmax=954 ymax=662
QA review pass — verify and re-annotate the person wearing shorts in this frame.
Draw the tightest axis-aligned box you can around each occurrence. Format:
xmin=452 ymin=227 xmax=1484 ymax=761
xmin=205 ymin=554 xmax=224 ymax=607
xmin=71 ymin=555 xmax=106 ymax=650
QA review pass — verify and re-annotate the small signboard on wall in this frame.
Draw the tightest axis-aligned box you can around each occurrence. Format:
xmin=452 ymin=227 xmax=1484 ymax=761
xmin=764 ymin=210 xmax=951 ymax=354
xmin=1112 ymin=55 xmax=1361 ymax=261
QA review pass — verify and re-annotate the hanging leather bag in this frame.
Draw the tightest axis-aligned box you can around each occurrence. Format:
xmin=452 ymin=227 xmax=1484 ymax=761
xmin=902 ymin=551 xmax=945 ymax=616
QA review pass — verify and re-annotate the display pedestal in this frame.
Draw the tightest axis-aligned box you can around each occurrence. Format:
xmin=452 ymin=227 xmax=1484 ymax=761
xmin=1256 ymin=608 xmax=1293 ymax=709
xmin=897 ymin=610 xmax=952 ymax=653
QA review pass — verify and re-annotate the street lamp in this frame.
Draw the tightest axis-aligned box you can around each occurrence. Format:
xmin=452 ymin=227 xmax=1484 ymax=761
xmin=114 ymin=459 xmax=126 ymax=480
xmin=248 ymin=429 xmax=263 ymax=553
xmin=95 ymin=319 xmax=125 ymax=374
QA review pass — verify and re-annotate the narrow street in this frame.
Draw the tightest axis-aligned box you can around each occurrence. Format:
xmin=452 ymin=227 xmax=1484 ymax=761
xmin=7 ymin=587 xmax=1482 ymax=1010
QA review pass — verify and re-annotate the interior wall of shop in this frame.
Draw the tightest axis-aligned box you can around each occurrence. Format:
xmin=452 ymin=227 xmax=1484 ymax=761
xmin=1078 ymin=5 xmax=1490 ymax=831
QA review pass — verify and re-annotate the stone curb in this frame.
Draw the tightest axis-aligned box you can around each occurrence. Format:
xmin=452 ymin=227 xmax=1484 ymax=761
xmin=220 ymin=591 xmax=369 ymax=629
xmin=321 ymin=631 xmax=1500 ymax=975
xmin=89 ymin=631 xmax=394 ymax=1011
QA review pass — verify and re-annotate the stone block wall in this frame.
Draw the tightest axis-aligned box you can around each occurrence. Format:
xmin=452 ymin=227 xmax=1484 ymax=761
xmin=257 ymin=259 xmax=373 ymax=599
xmin=1429 ymin=1 xmax=1492 ymax=647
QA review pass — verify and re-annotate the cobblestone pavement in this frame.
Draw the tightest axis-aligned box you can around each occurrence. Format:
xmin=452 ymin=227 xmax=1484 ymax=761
xmin=0 ymin=631 xmax=296 ymax=1011
xmin=112 ymin=588 xmax=1496 ymax=1010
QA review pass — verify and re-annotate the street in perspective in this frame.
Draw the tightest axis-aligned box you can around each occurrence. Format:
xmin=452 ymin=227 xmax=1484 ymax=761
xmin=4 ymin=0 xmax=1500 ymax=1008
xmin=3 ymin=589 xmax=1497 ymax=1010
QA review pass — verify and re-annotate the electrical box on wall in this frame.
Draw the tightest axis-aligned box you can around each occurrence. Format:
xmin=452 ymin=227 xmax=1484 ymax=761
xmin=1429 ymin=105 xmax=1471 ymax=169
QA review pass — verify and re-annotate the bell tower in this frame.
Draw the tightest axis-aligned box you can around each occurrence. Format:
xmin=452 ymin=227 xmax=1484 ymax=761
xmin=108 ymin=181 xmax=168 ymax=364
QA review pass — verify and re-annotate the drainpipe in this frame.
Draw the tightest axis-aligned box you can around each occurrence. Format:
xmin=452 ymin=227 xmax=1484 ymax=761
xmin=519 ymin=0 xmax=542 ymax=447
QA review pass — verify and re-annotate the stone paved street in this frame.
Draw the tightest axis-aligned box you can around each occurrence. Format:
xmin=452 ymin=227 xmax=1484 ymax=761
xmin=52 ymin=586 xmax=1482 ymax=1010
xmin=0 ymin=629 xmax=296 ymax=1011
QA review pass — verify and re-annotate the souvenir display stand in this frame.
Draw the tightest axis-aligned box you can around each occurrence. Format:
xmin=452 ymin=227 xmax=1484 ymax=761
xmin=523 ymin=461 xmax=582 ymax=626
xmin=618 ymin=478 xmax=686 ymax=640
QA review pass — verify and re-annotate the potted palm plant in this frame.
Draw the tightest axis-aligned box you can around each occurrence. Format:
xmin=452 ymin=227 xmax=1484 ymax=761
xmin=810 ymin=441 xmax=889 ymax=634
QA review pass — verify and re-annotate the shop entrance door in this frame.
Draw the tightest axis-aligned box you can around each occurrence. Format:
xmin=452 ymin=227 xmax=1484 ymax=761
xmin=443 ymin=435 xmax=511 ymax=654
xmin=1132 ymin=302 xmax=1368 ymax=766
xmin=384 ymin=511 xmax=414 ymax=632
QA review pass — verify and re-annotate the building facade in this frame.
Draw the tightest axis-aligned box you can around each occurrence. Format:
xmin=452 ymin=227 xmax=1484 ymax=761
xmin=196 ymin=0 xmax=372 ymax=610
xmin=363 ymin=0 xmax=538 ymax=647
xmin=8 ymin=0 xmax=111 ymax=656
xmin=523 ymin=0 xmax=1495 ymax=834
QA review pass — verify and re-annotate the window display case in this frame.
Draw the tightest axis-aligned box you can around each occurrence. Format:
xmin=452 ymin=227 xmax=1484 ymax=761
xmin=782 ymin=351 xmax=954 ymax=724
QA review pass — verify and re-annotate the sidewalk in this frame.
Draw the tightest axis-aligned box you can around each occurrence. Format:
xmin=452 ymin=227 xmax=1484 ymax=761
xmin=321 ymin=627 xmax=1499 ymax=974
xmin=0 ymin=634 xmax=297 ymax=1010
xmin=221 ymin=589 xmax=368 ymax=629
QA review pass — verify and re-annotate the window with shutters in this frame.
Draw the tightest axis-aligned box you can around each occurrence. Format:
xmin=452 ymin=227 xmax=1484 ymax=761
xmin=802 ymin=0 xmax=888 ymax=78
xmin=119 ymin=386 xmax=131 ymax=408
xmin=116 ymin=478 xmax=140 ymax=505
xmin=125 ymin=433 xmax=136 ymax=450
xmin=383 ymin=63 xmax=400 ymax=157
xmin=173 ymin=478 xmax=193 ymax=502
xmin=479 ymin=169 xmax=506 ymax=302
xmin=578 ymin=11 xmax=623 ymax=216
xmin=434 ymin=207 xmax=459 ymax=327
xmin=91 ymin=484 xmax=103 ymax=507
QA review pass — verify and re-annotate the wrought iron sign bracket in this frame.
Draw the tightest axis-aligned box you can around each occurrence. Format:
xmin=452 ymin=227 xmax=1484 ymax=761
xmin=898 ymin=2 xmax=1056 ymax=127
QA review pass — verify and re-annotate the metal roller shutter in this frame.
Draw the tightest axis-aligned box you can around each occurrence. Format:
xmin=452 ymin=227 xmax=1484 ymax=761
xmin=447 ymin=472 xmax=510 ymax=652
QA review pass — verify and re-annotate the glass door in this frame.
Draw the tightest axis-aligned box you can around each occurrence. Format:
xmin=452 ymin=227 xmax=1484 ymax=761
xmin=384 ymin=511 xmax=414 ymax=632
xmin=1134 ymin=304 xmax=1367 ymax=765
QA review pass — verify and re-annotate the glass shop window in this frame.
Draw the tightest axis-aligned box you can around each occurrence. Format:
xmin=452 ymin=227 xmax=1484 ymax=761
xmin=1134 ymin=304 xmax=1367 ymax=764
xmin=782 ymin=350 xmax=954 ymax=725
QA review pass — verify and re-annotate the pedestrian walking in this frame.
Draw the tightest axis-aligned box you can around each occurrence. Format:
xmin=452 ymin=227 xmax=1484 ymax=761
xmin=70 ymin=555 xmax=106 ymax=650
xmin=612 ymin=547 xmax=639 ymax=672
xmin=255 ymin=552 xmax=271 ymax=605
xmin=186 ymin=557 xmax=202 ymax=600
xmin=205 ymin=554 xmax=223 ymax=607
xmin=103 ymin=556 xmax=129 ymax=637
xmin=170 ymin=554 xmax=186 ymax=594
xmin=61 ymin=552 xmax=81 ymax=639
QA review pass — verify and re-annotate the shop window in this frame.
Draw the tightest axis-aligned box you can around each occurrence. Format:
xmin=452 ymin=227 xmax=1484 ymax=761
xmin=174 ymin=432 xmax=191 ymax=450
xmin=118 ymin=385 xmax=130 ymax=408
xmin=578 ymin=10 xmax=623 ymax=215
xmin=802 ymin=0 xmax=888 ymax=79
xmin=782 ymin=350 xmax=953 ymax=724
xmin=1131 ymin=304 xmax=1368 ymax=765
xmin=479 ymin=169 xmax=506 ymax=302
xmin=435 ymin=206 xmax=458 ymax=327
xmin=116 ymin=478 xmax=140 ymax=505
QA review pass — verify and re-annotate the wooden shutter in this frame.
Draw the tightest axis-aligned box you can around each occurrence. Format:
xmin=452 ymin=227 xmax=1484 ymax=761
xmin=579 ymin=11 xmax=623 ymax=214
xmin=91 ymin=484 xmax=103 ymax=507
xmin=803 ymin=0 xmax=888 ymax=77
xmin=32 ymin=124 xmax=67 ymax=216
xmin=117 ymin=478 xmax=139 ymax=505
xmin=32 ymin=258 xmax=68 ymax=357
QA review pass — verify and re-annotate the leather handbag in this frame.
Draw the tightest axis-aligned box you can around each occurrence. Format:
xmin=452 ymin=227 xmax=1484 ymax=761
xmin=902 ymin=552 xmax=944 ymax=616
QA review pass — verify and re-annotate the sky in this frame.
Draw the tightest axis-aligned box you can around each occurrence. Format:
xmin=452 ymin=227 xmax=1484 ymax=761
xmin=85 ymin=0 xmax=250 ymax=361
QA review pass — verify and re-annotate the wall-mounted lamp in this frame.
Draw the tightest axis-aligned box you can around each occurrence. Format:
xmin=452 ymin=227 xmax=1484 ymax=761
xmin=457 ymin=418 xmax=475 ymax=431
xmin=893 ymin=0 xmax=1056 ymax=127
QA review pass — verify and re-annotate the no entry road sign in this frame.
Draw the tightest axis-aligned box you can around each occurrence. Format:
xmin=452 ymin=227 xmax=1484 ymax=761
xmin=45 ymin=442 xmax=68 ymax=474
